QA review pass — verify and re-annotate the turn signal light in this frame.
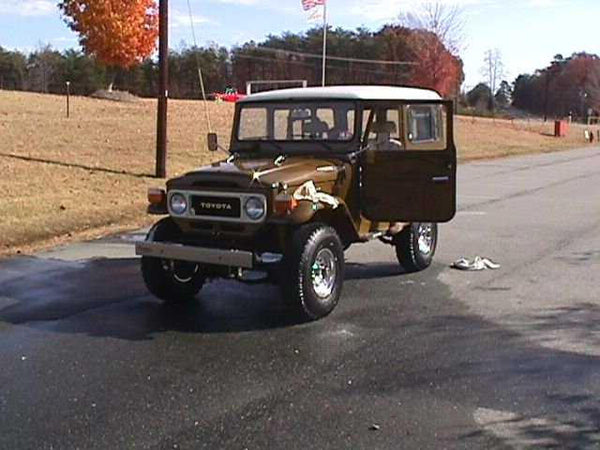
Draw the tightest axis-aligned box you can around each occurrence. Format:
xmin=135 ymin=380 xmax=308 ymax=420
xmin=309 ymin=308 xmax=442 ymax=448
xmin=274 ymin=193 xmax=298 ymax=215
xmin=148 ymin=188 xmax=166 ymax=205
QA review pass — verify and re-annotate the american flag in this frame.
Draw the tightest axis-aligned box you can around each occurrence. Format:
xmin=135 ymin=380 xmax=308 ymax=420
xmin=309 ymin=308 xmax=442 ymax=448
xmin=302 ymin=0 xmax=325 ymax=11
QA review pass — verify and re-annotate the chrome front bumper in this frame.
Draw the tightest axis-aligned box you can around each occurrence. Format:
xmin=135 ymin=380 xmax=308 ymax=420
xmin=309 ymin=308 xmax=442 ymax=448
xmin=135 ymin=242 xmax=254 ymax=269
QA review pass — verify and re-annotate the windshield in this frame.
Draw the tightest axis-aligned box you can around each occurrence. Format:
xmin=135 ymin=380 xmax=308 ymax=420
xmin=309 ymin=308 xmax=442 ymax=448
xmin=237 ymin=102 xmax=357 ymax=142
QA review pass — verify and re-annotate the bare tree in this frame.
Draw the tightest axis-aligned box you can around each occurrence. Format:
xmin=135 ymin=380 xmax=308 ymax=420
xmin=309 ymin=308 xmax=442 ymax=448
xmin=398 ymin=2 xmax=465 ymax=54
xmin=26 ymin=44 xmax=61 ymax=93
xmin=481 ymin=49 xmax=505 ymax=97
xmin=397 ymin=2 xmax=465 ymax=97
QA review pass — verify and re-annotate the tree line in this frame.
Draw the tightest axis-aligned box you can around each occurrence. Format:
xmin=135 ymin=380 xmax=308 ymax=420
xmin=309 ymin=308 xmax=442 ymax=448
xmin=0 ymin=44 xmax=229 ymax=98
xmin=3 ymin=26 xmax=598 ymax=120
xmin=464 ymin=52 xmax=600 ymax=120
xmin=0 ymin=25 xmax=463 ymax=99
xmin=513 ymin=53 xmax=600 ymax=119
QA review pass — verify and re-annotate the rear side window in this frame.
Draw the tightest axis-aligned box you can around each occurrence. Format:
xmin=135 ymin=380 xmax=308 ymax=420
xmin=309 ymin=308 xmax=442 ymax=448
xmin=407 ymin=105 xmax=441 ymax=143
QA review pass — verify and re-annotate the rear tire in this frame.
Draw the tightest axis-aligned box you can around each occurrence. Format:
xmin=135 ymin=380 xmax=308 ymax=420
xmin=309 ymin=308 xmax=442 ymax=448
xmin=394 ymin=222 xmax=437 ymax=273
xmin=140 ymin=218 xmax=205 ymax=303
xmin=281 ymin=223 xmax=345 ymax=321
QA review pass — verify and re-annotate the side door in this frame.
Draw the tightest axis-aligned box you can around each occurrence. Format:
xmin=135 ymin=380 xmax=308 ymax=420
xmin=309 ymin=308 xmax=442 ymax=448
xmin=360 ymin=101 xmax=456 ymax=222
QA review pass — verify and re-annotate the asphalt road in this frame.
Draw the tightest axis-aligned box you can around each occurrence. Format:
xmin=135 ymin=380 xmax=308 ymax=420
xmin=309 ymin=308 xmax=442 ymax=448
xmin=1 ymin=146 xmax=600 ymax=449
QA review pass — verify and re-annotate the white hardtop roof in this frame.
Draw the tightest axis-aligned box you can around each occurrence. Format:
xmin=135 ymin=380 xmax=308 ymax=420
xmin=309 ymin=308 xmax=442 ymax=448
xmin=239 ymin=85 xmax=442 ymax=103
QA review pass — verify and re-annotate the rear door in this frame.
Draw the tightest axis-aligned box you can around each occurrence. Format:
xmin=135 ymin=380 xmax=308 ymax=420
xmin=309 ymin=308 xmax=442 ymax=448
xmin=360 ymin=100 xmax=456 ymax=222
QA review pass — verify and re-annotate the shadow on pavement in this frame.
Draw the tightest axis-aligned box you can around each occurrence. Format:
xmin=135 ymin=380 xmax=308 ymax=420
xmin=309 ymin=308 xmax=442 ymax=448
xmin=2 ymin=255 xmax=600 ymax=449
xmin=345 ymin=262 xmax=407 ymax=280
xmin=332 ymin=310 xmax=600 ymax=449
xmin=0 ymin=256 xmax=408 ymax=339
xmin=463 ymin=392 xmax=600 ymax=449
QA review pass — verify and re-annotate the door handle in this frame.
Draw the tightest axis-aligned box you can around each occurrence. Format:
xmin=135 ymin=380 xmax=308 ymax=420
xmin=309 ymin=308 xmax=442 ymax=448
xmin=432 ymin=176 xmax=450 ymax=183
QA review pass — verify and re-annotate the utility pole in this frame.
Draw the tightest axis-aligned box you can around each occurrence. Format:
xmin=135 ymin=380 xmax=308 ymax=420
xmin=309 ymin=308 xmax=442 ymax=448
xmin=155 ymin=0 xmax=168 ymax=178
xmin=321 ymin=1 xmax=327 ymax=87
xmin=543 ymin=73 xmax=550 ymax=122
xmin=65 ymin=81 xmax=71 ymax=118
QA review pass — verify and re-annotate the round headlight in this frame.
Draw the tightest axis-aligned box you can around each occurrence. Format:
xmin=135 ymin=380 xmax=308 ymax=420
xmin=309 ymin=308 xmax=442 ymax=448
xmin=170 ymin=193 xmax=188 ymax=215
xmin=245 ymin=196 xmax=265 ymax=220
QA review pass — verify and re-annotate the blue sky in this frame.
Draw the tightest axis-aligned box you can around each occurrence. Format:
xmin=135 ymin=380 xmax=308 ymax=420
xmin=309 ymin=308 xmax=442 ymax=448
xmin=0 ymin=0 xmax=598 ymax=89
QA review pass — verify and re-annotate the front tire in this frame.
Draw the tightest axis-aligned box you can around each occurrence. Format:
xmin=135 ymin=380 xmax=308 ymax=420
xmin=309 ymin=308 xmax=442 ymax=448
xmin=394 ymin=222 xmax=438 ymax=273
xmin=140 ymin=218 xmax=205 ymax=303
xmin=281 ymin=223 xmax=345 ymax=321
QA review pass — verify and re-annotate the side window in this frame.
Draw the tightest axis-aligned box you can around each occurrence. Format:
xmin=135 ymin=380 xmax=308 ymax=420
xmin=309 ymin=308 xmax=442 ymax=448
xmin=407 ymin=105 xmax=443 ymax=144
xmin=364 ymin=109 xmax=401 ymax=140
xmin=363 ymin=107 xmax=403 ymax=149
xmin=342 ymin=109 xmax=356 ymax=141
xmin=386 ymin=109 xmax=401 ymax=139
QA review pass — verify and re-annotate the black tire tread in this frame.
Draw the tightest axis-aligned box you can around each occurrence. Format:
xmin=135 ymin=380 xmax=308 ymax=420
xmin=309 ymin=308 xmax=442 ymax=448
xmin=282 ymin=223 xmax=344 ymax=321
xmin=140 ymin=218 xmax=205 ymax=303
xmin=394 ymin=222 xmax=437 ymax=273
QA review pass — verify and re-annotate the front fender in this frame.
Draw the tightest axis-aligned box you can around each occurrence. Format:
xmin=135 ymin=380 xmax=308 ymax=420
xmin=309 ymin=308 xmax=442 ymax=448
xmin=280 ymin=199 xmax=359 ymax=245
xmin=286 ymin=200 xmax=320 ymax=224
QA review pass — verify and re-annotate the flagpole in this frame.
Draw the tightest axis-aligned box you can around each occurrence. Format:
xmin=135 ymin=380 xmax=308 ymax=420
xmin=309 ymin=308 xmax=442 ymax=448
xmin=321 ymin=1 xmax=327 ymax=87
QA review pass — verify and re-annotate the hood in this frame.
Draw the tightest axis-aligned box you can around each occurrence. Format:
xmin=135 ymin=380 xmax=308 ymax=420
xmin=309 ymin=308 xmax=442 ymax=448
xmin=168 ymin=156 xmax=344 ymax=190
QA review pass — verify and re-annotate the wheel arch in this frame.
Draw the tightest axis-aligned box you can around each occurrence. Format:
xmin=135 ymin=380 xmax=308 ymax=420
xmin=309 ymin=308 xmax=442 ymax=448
xmin=310 ymin=205 xmax=360 ymax=247
xmin=146 ymin=216 xmax=182 ymax=242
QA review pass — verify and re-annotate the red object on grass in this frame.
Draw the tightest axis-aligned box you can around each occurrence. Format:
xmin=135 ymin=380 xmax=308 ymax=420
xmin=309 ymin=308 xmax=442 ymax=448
xmin=214 ymin=89 xmax=246 ymax=103
xmin=554 ymin=120 xmax=568 ymax=137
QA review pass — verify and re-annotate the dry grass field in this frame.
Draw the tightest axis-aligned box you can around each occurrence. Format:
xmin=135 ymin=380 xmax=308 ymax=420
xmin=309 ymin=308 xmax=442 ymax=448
xmin=0 ymin=90 xmax=595 ymax=255
xmin=455 ymin=115 xmax=592 ymax=161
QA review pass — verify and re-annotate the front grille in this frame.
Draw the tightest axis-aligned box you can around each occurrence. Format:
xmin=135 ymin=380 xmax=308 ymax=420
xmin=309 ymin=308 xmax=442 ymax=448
xmin=169 ymin=190 xmax=267 ymax=224
xmin=191 ymin=195 xmax=241 ymax=218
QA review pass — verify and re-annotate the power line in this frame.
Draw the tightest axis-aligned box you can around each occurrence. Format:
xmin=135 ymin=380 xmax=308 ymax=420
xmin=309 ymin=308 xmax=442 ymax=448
xmin=233 ymin=53 xmax=408 ymax=76
xmin=242 ymin=46 xmax=418 ymax=66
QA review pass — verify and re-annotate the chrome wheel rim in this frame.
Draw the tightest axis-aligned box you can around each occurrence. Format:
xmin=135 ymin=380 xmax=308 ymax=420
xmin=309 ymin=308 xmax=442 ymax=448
xmin=162 ymin=260 xmax=199 ymax=283
xmin=311 ymin=248 xmax=337 ymax=299
xmin=417 ymin=223 xmax=434 ymax=255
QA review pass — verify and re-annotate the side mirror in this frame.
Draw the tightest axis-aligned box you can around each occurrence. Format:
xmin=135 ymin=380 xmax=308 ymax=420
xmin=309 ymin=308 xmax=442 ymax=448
xmin=207 ymin=133 xmax=218 ymax=152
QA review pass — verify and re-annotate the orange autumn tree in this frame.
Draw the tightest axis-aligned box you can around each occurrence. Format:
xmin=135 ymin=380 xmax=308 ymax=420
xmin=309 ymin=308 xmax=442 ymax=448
xmin=408 ymin=29 xmax=463 ymax=97
xmin=59 ymin=0 xmax=159 ymax=90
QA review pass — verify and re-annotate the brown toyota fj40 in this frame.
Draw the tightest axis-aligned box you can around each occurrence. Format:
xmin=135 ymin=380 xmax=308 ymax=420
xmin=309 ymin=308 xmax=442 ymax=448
xmin=136 ymin=85 xmax=457 ymax=320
